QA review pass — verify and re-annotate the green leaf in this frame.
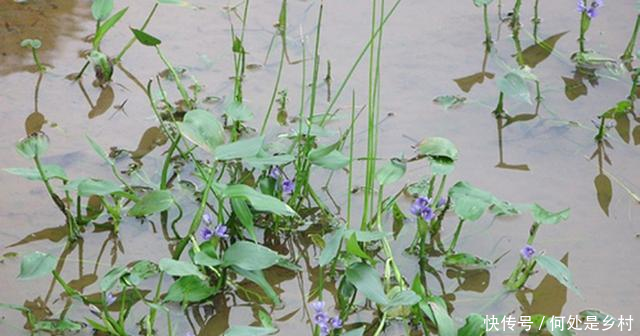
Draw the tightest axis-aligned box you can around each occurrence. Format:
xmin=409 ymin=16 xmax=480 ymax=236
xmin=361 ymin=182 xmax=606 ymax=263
xmin=530 ymin=204 xmax=570 ymax=225
xmin=225 ymin=101 xmax=254 ymax=122
xmin=308 ymin=142 xmax=349 ymax=170
xmin=194 ymin=252 xmax=222 ymax=267
xmin=473 ymin=0 xmax=495 ymax=6
xmin=222 ymin=184 xmax=296 ymax=217
xmin=534 ymin=255 xmax=581 ymax=296
xmin=20 ymin=38 xmax=42 ymax=49
xmin=376 ymin=158 xmax=406 ymax=185
xmin=498 ymin=71 xmax=532 ymax=105
xmin=458 ymin=313 xmax=486 ymax=336
xmin=77 ymin=178 xmax=122 ymax=196
xmin=16 ymin=133 xmax=49 ymax=159
xmin=448 ymin=181 xmax=497 ymax=221
xmin=100 ymin=266 xmax=128 ymax=292
xmin=18 ymin=252 xmax=56 ymax=280
xmin=128 ymin=260 xmax=160 ymax=286
xmin=418 ymin=137 xmax=458 ymax=175
xmin=224 ymin=326 xmax=277 ymax=336
xmin=86 ymin=135 xmax=114 ymax=165
xmin=223 ymin=241 xmax=281 ymax=271
xmin=433 ymin=95 xmax=467 ymax=110
xmin=384 ymin=289 xmax=420 ymax=310
xmin=214 ymin=136 xmax=264 ymax=161
xmin=34 ymin=319 xmax=84 ymax=333
xmin=159 ymin=259 xmax=205 ymax=279
xmin=319 ymin=228 xmax=345 ymax=266
xmin=231 ymin=198 xmax=257 ymax=241
xmin=343 ymin=327 xmax=366 ymax=336
xmin=345 ymin=262 xmax=388 ymax=305
xmin=128 ymin=190 xmax=174 ymax=216
xmin=233 ymin=267 xmax=281 ymax=305
xmin=4 ymin=165 xmax=67 ymax=181
xmin=420 ymin=301 xmax=456 ymax=336
xmin=93 ymin=7 xmax=128 ymax=49
xmin=164 ymin=275 xmax=217 ymax=303
xmin=346 ymin=233 xmax=372 ymax=262
xmin=130 ymin=28 xmax=161 ymax=46
xmin=443 ymin=253 xmax=492 ymax=270
xmin=91 ymin=0 xmax=113 ymax=21
xmin=178 ymin=109 xmax=225 ymax=153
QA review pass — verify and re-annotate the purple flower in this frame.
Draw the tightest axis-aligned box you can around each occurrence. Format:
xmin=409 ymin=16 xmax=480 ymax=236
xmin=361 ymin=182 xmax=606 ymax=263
xmin=421 ymin=207 xmax=435 ymax=222
xmin=410 ymin=196 xmax=431 ymax=215
xmin=578 ymin=0 xmax=603 ymax=19
xmin=313 ymin=311 xmax=329 ymax=325
xmin=282 ymin=179 xmax=295 ymax=194
xmin=213 ymin=224 xmax=229 ymax=239
xmin=319 ymin=323 xmax=331 ymax=336
xmin=437 ymin=197 xmax=447 ymax=208
xmin=520 ymin=245 xmax=536 ymax=261
xmin=269 ymin=166 xmax=282 ymax=179
xmin=105 ymin=292 xmax=116 ymax=306
xmin=202 ymin=213 xmax=213 ymax=225
xmin=329 ymin=317 xmax=343 ymax=329
xmin=200 ymin=226 xmax=214 ymax=241
xmin=310 ymin=301 xmax=325 ymax=313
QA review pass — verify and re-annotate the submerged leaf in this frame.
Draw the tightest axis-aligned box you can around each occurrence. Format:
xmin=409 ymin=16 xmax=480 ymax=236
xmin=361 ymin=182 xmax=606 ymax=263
xmin=18 ymin=252 xmax=56 ymax=280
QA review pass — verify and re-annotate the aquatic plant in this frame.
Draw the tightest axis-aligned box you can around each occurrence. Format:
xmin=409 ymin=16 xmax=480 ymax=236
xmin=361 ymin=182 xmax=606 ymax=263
xmin=575 ymin=0 xmax=605 ymax=62
xmin=20 ymin=39 xmax=45 ymax=72
xmin=473 ymin=0 xmax=495 ymax=48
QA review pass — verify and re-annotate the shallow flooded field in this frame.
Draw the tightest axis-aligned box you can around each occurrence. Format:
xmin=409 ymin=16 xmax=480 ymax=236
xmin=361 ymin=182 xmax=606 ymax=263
xmin=1 ymin=0 xmax=639 ymax=335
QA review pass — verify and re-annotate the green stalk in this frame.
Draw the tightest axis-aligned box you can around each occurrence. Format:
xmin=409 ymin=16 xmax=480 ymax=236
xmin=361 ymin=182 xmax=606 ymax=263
xmin=173 ymin=165 xmax=218 ymax=259
xmin=115 ymin=3 xmax=159 ymax=63
xmin=346 ymin=91 xmax=356 ymax=228
xmin=511 ymin=0 xmax=522 ymax=28
xmin=31 ymin=48 xmax=45 ymax=72
xmin=483 ymin=4 xmax=492 ymax=48
xmin=260 ymin=30 xmax=286 ymax=135
xmin=622 ymin=14 xmax=640 ymax=61
xmin=154 ymin=46 xmax=192 ymax=109
xmin=595 ymin=116 xmax=606 ymax=141
xmin=447 ymin=218 xmax=465 ymax=253
xmin=579 ymin=0 xmax=590 ymax=54
xmin=533 ymin=0 xmax=540 ymax=41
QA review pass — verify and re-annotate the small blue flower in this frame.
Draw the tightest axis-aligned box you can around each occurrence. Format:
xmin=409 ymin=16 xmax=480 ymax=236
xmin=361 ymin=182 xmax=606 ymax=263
xmin=578 ymin=0 xmax=603 ymax=19
xmin=282 ymin=179 xmax=295 ymax=194
xmin=200 ymin=226 xmax=214 ymax=241
xmin=329 ymin=316 xmax=343 ymax=329
xmin=269 ymin=166 xmax=282 ymax=179
xmin=520 ymin=245 xmax=536 ymax=261
xmin=202 ymin=213 xmax=213 ymax=225
xmin=437 ymin=197 xmax=447 ymax=208
xmin=421 ymin=207 xmax=435 ymax=222
xmin=213 ymin=224 xmax=229 ymax=239
xmin=319 ymin=323 xmax=331 ymax=336
xmin=105 ymin=292 xmax=116 ymax=306
xmin=310 ymin=301 xmax=325 ymax=313
xmin=313 ymin=311 xmax=329 ymax=325
xmin=410 ymin=196 xmax=431 ymax=215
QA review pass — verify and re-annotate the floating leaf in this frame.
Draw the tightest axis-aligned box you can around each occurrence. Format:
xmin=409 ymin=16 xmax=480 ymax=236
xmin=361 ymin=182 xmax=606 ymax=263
xmin=18 ymin=252 xmax=56 ymax=280
xmin=534 ymin=255 xmax=580 ymax=296
xmin=4 ymin=165 xmax=67 ymax=181
xmin=345 ymin=263 xmax=388 ymax=305
xmin=443 ymin=253 xmax=492 ymax=270
xmin=530 ymin=204 xmax=570 ymax=225
xmin=20 ymin=39 xmax=42 ymax=49
xmin=164 ymin=275 xmax=217 ymax=303
xmin=128 ymin=190 xmax=174 ymax=216
xmin=214 ymin=136 xmax=264 ymax=161
xmin=376 ymin=158 xmax=406 ymax=185
xmin=222 ymin=184 xmax=296 ymax=217
xmin=433 ymin=95 xmax=466 ymax=110
xmin=223 ymin=241 xmax=281 ymax=271
xmin=418 ymin=137 xmax=458 ymax=175
xmin=225 ymin=101 xmax=253 ymax=122
xmin=77 ymin=178 xmax=122 ymax=196
xmin=159 ymin=259 xmax=205 ymax=279
xmin=131 ymin=28 xmax=161 ymax=46
xmin=178 ymin=109 xmax=225 ymax=153
xmin=498 ymin=71 xmax=531 ymax=105
xmin=448 ymin=181 xmax=497 ymax=221
xmin=224 ymin=326 xmax=277 ymax=336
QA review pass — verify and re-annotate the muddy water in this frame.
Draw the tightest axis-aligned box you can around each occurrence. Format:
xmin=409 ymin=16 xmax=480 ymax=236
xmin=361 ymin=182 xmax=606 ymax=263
xmin=1 ymin=0 xmax=639 ymax=335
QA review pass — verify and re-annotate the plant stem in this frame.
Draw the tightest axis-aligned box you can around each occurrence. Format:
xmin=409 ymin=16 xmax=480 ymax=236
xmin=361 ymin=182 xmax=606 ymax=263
xmin=447 ymin=218 xmax=465 ymax=253
xmin=154 ymin=46 xmax=192 ymax=109
xmin=31 ymin=48 xmax=44 ymax=72
xmin=483 ymin=4 xmax=492 ymax=48
xmin=115 ymin=3 xmax=159 ymax=63
xmin=579 ymin=1 xmax=590 ymax=54
xmin=346 ymin=91 xmax=356 ymax=228
xmin=622 ymin=14 xmax=640 ymax=61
